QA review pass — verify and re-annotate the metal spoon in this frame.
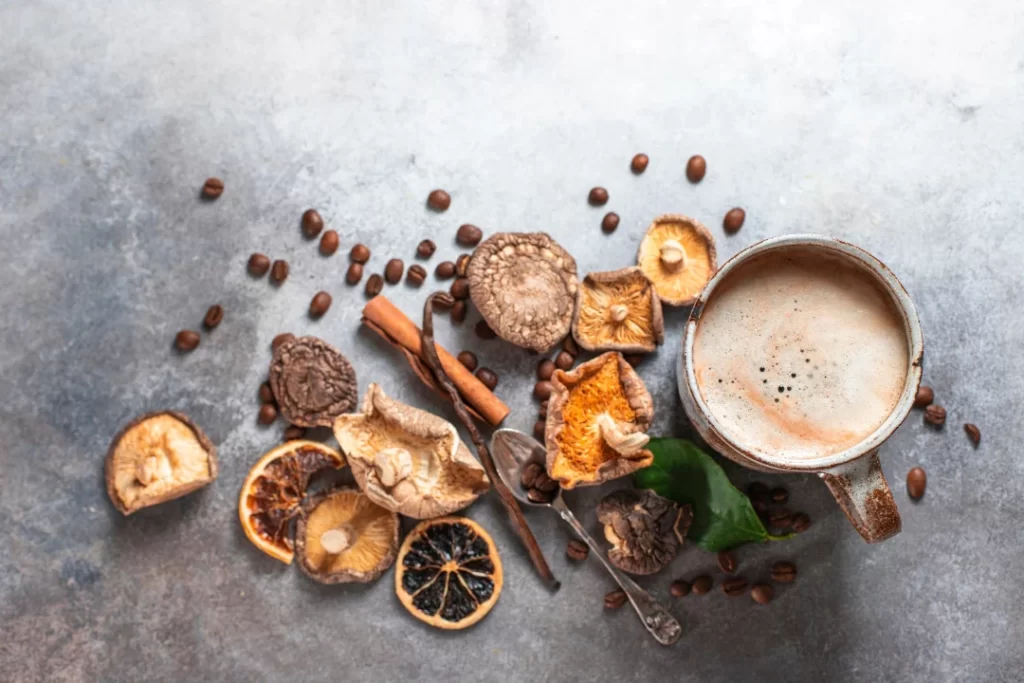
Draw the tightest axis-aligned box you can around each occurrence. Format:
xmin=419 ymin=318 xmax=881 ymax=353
xmin=490 ymin=428 xmax=682 ymax=646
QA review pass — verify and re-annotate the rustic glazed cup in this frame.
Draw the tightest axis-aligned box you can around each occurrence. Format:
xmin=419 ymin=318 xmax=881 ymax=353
xmin=677 ymin=234 xmax=923 ymax=543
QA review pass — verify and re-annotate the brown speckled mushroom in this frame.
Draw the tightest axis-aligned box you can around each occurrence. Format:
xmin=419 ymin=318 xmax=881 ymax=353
xmin=269 ymin=336 xmax=358 ymax=428
xmin=596 ymin=489 xmax=692 ymax=575
xmin=637 ymin=214 xmax=717 ymax=307
xmin=572 ymin=266 xmax=664 ymax=354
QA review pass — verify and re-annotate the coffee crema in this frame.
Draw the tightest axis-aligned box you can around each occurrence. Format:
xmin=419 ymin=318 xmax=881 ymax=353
xmin=692 ymin=247 xmax=908 ymax=461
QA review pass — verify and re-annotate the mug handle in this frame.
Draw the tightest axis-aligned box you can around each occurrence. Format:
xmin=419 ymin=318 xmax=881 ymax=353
xmin=819 ymin=450 xmax=901 ymax=543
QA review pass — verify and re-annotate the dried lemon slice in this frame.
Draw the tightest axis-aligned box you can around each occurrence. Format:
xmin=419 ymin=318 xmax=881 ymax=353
xmin=637 ymin=214 xmax=717 ymax=307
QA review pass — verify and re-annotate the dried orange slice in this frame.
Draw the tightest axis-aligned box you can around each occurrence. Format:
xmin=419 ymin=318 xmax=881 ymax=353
xmin=395 ymin=517 xmax=503 ymax=630
xmin=238 ymin=440 xmax=344 ymax=564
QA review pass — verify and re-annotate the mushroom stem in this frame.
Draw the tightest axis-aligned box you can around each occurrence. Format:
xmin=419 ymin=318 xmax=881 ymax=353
xmin=374 ymin=447 xmax=414 ymax=488
xmin=609 ymin=304 xmax=629 ymax=324
xmin=659 ymin=240 xmax=688 ymax=271
xmin=596 ymin=414 xmax=650 ymax=457
xmin=320 ymin=526 xmax=355 ymax=554
xmin=135 ymin=453 xmax=170 ymax=486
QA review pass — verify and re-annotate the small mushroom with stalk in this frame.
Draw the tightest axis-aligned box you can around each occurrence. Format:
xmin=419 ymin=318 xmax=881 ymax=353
xmin=295 ymin=486 xmax=400 ymax=584
xmin=572 ymin=266 xmax=664 ymax=354
xmin=596 ymin=489 xmax=693 ymax=575
xmin=636 ymin=214 xmax=717 ymax=307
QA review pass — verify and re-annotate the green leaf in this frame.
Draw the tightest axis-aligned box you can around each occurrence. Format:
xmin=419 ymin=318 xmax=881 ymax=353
xmin=634 ymin=438 xmax=789 ymax=551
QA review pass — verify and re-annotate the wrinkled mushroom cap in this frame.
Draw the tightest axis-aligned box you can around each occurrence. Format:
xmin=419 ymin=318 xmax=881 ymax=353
xmin=596 ymin=489 xmax=693 ymax=575
xmin=467 ymin=232 xmax=578 ymax=353
xmin=637 ymin=214 xmax=717 ymax=307
xmin=270 ymin=336 xmax=358 ymax=427
xmin=333 ymin=384 xmax=490 ymax=519
xmin=572 ymin=267 xmax=664 ymax=354
xmin=544 ymin=353 xmax=654 ymax=489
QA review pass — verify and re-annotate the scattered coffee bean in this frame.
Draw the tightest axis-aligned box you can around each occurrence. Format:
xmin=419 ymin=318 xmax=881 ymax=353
xmin=283 ymin=425 xmax=306 ymax=441
xmin=309 ymin=291 xmax=332 ymax=318
xmin=248 ymin=253 xmax=271 ymax=277
xmin=272 ymin=332 xmax=295 ymax=352
xmin=562 ymin=336 xmax=579 ymax=357
xmin=588 ymin=187 xmax=609 ymax=206
xmin=623 ymin=353 xmax=643 ymax=368
xmin=722 ymin=576 xmax=749 ymax=596
xmin=533 ymin=420 xmax=546 ymax=441
xmin=567 ymin=539 xmax=589 ymax=561
xmin=365 ymin=273 xmax=384 ymax=297
xmin=753 ymin=499 xmax=769 ymax=515
xmin=717 ymin=551 xmax=737 ymax=574
xmin=534 ymin=472 xmax=559 ymax=493
xmin=751 ymin=583 xmax=775 ymax=605
xmin=475 ymin=320 xmax=497 ymax=340
xmin=319 ymin=230 xmax=339 ymax=256
xmin=174 ymin=330 xmax=200 ymax=352
xmin=769 ymin=509 xmax=793 ymax=528
xmin=601 ymin=212 xmax=620 ymax=234
xmin=521 ymin=462 xmax=543 ymax=489
xmin=259 ymin=382 xmax=275 ymax=405
xmin=691 ymin=575 xmax=713 ymax=595
xmin=258 ymin=403 xmax=278 ymax=425
xmin=537 ymin=359 xmax=555 ymax=381
xmin=416 ymin=239 xmax=436 ymax=258
xmin=456 ymin=224 xmax=483 ymax=247
xmin=791 ymin=513 xmax=811 ymax=533
xmin=451 ymin=300 xmax=467 ymax=324
xmin=201 ymin=177 xmax=224 ymax=198
xmin=686 ymin=155 xmax=706 ymax=183
xmin=604 ymin=590 xmax=627 ymax=610
xmin=771 ymin=561 xmax=797 ymax=583
xmin=450 ymin=277 xmax=469 ymax=300
xmin=527 ymin=488 xmax=554 ymax=504
xmin=456 ymin=350 xmax=478 ymax=371
xmin=350 ymin=244 xmax=371 ymax=264
xmin=301 ymin=209 xmax=324 ymax=238
xmin=770 ymin=486 xmax=789 ymax=503
xmin=539 ymin=400 xmax=549 ymax=419
xmin=914 ymin=385 xmax=935 ymax=408
xmin=435 ymin=261 xmax=456 ymax=279
xmin=723 ymin=208 xmax=746 ymax=234
xmin=385 ymin=259 xmax=404 ymax=284
xmin=631 ymin=153 xmax=649 ymax=174
xmin=270 ymin=259 xmax=289 ymax=284
xmin=534 ymin=381 xmax=552 ymax=401
xmin=907 ymin=467 xmax=927 ymax=500
xmin=964 ymin=423 xmax=981 ymax=446
xmin=924 ymin=404 xmax=946 ymax=426
xmin=747 ymin=481 xmax=770 ymax=501
xmin=554 ymin=351 xmax=574 ymax=371
xmin=669 ymin=580 xmax=690 ymax=598
xmin=476 ymin=368 xmax=499 ymax=390
xmin=455 ymin=253 xmax=472 ymax=277
xmin=203 ymin=304 xmax=224 ymax=329
xmin=427 ymin=189 xmax=451 ymax=211
xmin=345 ymin=262 xmax=364 ymax=285
xmin=406 ymin=264 xmax=427 ymax=287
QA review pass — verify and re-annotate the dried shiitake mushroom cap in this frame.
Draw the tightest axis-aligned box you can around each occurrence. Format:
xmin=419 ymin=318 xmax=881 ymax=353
xmin=637 ymin=214 xmax=717 ymax=307
xmin=105 ymin=411 xmax=218 ymax=515
xmin=597 ymin=489 xmax=693 ymax=575
xmin=572 ymin=267 xmax=664 ymax=354
xmin=269 ymin=336 xmax=358 ymax=427
xmin=295 ymin=486 xmax=399 ymax=584
xmin=467 ymin=232 xmax=578 ymax=353
xmin=333 ymin=384 xmax=490 ymax=519
xmin=545 ymin=352 xmax=655 ymax=489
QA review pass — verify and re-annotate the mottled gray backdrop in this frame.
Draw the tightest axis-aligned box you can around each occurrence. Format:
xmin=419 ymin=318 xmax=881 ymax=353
xmin=2 ymin=1 xmax=1023 ymax=682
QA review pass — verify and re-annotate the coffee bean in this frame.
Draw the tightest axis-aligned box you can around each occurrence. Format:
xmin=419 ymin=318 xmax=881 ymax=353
xmin=455 ymin=253 xmax=472 ymax=278
xmin=747 ymin=481 xmax=769 ymax=499
xmin=588 ymin=187 xmax=609 ymax=206
xmin=534 ymin=472 xmax=559 ymax=493
xmin=686 ymin=155 xmax=706 ymax=183
xmin=259 ymin=382 xmax=275 ymax=405
xmin=406 ymin=264 xmax=427 ymax=287
xmin=533 ymin=420 xmax=546 ymax=441
xmin=753 ymin=499 xmax=769 ymax=515
xmin=365 ymin=273 xmax=384 ymax=297
xmin=451 ymin=300 xmax=467 ymax=324
xmin=631 ymin=153 xmax=649 ymax=174
xmin=769 ymin=508 xmax=793 ymax=528
xmin=669 ymin=580 xmax=690 ymax=598
xmin=174 ymin=330 xmax=200 ymax=352
xmin=319 ymin=230 xmax=339 ymax=255
xmin=346 ymin=263 xmax=364 ymax=285
xmin=604 ymin=590 xmax=627 ymax=609
xmin=521 ymin=462 xmax=543 ymax=489
xmin=722 ymin=576 xmax=749 ymax=596
xmin=309 ymin=291 xmax=332 ymax=318
xmin=201 ymin=177 xmax=224 ymax=198
xmin=771 ymin=561 xmax=797 ymax=583
xmin=554 ymin=351 xmax=574 ymax=371
xmin=914 ymin=385 xmax=934 ymax=408
xmin=770 ymin=486 xmax=789 ymax=503
xmin=907 ymin=467 xmax=927 ymax=500
xmin=427 ymin=189 xmax=451 ymax=212
xmin=566 ymin=539 xmax=589 ymax=561
xmin=384 ymin=259 xmax=404 ymax=284
xmin=258 ymin=403 xmax=278 ymax=425
xmin=717 ymin=550 xmax=737 ymax=574
xmin=537 ymin=359 xmax=555 ymax=381
xmin=248 ymin=253 xmax=271 ymax=277
xmin=964 ymin=423 xmax=981 ymax=446
xmin=562 ymin=336 xmax=579 ymax=357
xmin=456 ymin=224 xmax=483 ymax=247
xmin=539 ymin=400 xmax=548 ymax=419
xmin=435 ymin=261 xmax=456 ymax=279
xmin=416 ymin=239 xmax=436 ymax=258
xmin=301 ymin=209 xmax=324 ymax=238
xmin=924 ymin=404 xmax=946 ymax=426
xmin=283 ymin=425 xmax=306 ymax=441
xmin=601 ymin=212 xmax=620 ymax=234
xmin=350 ymin=244 xmax=371 ymax=264
xmin=450 ymin=277 xmax=469 ymax=300
xmin=272 ymin=332 xmax=295 ymax=351
xmin=203 ymin=304 xmax=224 ymax=329
xmin=723 ymin=208 xmax=746 ymax=234
xmin=791 ymin=513 xmax=811 ymax=533
xmin=475 ymin=320 xmax=496 ymax=340
xmin=623 ymin=353 xmax=643 ymax=368
xmin=751 ymin=583 xmax=775 ymax=605
xmin=691 ymin=575 xmax=713 ymax=595
xmin=270 ymin=259 xmax=289 ymax=284
xmin=534 ymin=381 xmax=552 ymax=401
xmin=526 ymin=487 xmax=551 ymax=504
xmin=475 ymin=367 xmax=498 ymax=390
xmin=450 ymin=352 xmax=476 ymax=374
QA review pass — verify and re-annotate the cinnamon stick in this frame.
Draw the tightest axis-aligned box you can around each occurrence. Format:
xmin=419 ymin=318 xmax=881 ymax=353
xmin=362 ymin=295 xmax=510 ymax=426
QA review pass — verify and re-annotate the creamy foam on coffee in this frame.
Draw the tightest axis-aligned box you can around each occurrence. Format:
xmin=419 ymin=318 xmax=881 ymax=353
xmin=692 ymin=247 xmax=908 ymax=461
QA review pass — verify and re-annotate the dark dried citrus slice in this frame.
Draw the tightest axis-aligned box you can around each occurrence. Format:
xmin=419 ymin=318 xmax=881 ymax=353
xmin=395 ymin=517 xmax=503 ymax=629
xmin=238 ymin=440 xmax=344 ymax=564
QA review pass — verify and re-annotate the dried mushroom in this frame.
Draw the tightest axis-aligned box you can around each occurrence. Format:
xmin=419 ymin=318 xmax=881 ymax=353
xmin=466 ymin=232 xmax=578 ymax=353
xmin=596 ymin=489 xmax=693 ymax=575
xmin=105 ymin=411 xmax=218 ymax=515
xmin=295 ymin=486 xmax=399 ymax=584
xmin=270 ymin=336 xmax=358 ymax=427
xmin=544 ymin=352 xmax=654 ymax=489
xmin=572 ymin=267 xmax=664 ymax=354
xmin=637 ymin=214 xmax=717 ymax=307
xmin=333 ymin=383 xmax=490 ymax=518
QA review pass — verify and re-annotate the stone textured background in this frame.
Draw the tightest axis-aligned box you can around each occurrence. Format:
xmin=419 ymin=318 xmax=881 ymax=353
xmin=2 ymin=1 xmax=1023 ymax=681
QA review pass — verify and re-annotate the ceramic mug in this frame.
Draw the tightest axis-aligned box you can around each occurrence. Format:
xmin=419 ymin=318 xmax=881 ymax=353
xmin=677 ymin=234 xmax=923 ymax=543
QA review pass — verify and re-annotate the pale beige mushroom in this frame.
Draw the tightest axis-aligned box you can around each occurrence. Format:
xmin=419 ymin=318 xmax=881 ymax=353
xmin=636 ymin=214 xmax=717 ymax=307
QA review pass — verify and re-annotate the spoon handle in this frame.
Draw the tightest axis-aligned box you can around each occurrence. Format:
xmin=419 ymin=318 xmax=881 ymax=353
xmin=553 ymin=499 xmax=682 ymax=645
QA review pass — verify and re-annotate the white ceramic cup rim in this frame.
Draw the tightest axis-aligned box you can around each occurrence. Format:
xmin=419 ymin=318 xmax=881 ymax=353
xmin=681 ymin=234 xmax=924 ymax=472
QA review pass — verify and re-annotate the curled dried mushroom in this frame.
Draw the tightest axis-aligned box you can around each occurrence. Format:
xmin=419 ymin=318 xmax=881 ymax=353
xmin=295 ymin=486 xmax=399 ymax=584
xmin=637 ymin=214 xmax=717 ymax=307
xmin=467 ymin=232 xmax=578 ymax=353
xmin=596 ymin=489 xmax=692 ymax=575
xmin=105 ymin=411 xmax=218 ymax=515
xmin=544 ymin=352 xmax=654 ymax=489
xmin=572 ymin=267 xmax=664 ymax=354
xmin=333 ymin=383 xmax=490 ymax=518
xmin=270 ymin=336 xmax=358 ymax=427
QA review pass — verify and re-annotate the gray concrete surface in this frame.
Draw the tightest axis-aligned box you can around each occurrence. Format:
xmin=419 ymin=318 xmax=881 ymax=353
xmin=2 ymin=1 xmax=1023 ymax=681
